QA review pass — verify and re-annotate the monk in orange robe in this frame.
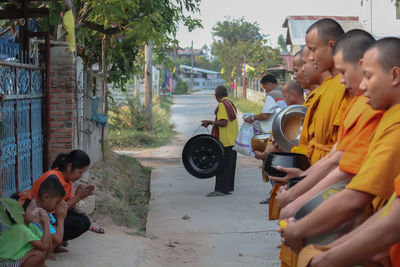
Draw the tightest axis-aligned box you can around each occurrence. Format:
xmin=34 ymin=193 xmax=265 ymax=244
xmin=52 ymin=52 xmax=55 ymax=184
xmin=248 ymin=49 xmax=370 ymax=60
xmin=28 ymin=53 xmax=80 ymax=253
xmin=278 ymin=18 xmax=354 ymax=267
xmin=275 ymin=30 xmax=383 ymax=219
xmin=267 ymin=46 xmax=331 ymax=221
xmin=298 ymin=37 xmax=400 ymax=267
xmin=282 ymin=37 xmax=400 ymax=263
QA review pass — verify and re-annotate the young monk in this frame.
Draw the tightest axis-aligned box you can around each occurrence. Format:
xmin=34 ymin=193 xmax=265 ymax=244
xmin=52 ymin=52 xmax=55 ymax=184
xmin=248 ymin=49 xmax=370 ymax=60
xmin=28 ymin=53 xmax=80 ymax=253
xmin=275 ymin=30 xmax=383 ymax=219
xmin=282 ymin=38 xmax=400 ymax=256
xmin=302 ymin=37 xmax=400 ymax=267
xmin=278 ymin=18 xmax=355 ymax=267
xmin=282 ymin=80 xmax=305 ymax=106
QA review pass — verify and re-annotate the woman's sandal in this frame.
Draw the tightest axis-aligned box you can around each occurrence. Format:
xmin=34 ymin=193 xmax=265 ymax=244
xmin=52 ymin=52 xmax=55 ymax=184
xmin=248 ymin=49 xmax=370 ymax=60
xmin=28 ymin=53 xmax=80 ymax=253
xmin=90 ymin=225 xmax=105 ymax=234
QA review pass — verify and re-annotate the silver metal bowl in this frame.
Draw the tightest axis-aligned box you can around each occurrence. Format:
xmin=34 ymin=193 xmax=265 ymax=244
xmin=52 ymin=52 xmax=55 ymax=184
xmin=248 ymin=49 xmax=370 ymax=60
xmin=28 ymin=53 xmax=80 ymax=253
xmin=272 ymin=105 xmax=307 ymax=152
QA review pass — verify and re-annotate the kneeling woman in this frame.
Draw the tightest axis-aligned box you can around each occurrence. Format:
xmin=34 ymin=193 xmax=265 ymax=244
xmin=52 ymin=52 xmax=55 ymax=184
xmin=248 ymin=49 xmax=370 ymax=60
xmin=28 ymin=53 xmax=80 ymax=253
xmin=32 ymin=150 xmax=94 ymax=241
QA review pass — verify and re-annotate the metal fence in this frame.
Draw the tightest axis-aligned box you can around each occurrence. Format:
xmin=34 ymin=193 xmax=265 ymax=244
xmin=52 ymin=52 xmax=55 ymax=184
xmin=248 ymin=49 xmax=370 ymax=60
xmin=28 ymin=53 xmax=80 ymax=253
xmin=0 ymin=62 xmax=44 ymax=197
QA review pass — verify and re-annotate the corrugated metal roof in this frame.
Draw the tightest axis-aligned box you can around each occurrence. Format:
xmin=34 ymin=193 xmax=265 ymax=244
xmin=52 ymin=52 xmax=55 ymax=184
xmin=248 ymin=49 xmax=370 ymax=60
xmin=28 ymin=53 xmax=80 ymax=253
xmin=180 ymin=64 xmax=220 ymax=74
xmin=283 ymin=16 xmax=364 ymax=46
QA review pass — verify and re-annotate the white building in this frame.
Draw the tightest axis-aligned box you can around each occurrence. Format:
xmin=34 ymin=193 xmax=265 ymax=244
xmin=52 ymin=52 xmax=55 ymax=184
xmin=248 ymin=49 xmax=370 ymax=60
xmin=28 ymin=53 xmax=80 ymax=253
xmin=359 ymin=0 xmax=400 ymax=38
xmin=179 ymin=65 xmax=225 ymax=90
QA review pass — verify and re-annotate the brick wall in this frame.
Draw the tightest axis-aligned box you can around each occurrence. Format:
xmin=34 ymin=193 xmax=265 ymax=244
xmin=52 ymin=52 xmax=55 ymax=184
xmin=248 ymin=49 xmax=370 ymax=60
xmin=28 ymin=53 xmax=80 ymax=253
xmin=48 ymin=46 xmax=76 ymax=167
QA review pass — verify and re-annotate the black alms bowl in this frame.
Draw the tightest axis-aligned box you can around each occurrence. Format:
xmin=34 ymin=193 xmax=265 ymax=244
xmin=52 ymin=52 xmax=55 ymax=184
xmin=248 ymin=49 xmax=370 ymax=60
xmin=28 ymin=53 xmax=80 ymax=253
xmin=263 ymin=152 xmax=310 ymax=177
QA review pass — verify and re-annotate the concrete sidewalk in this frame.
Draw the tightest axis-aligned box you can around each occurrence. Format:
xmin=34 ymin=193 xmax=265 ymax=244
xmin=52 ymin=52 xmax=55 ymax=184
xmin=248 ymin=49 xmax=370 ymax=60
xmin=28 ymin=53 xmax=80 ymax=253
xmin=48 ymin=91 xmax=281 ymax=267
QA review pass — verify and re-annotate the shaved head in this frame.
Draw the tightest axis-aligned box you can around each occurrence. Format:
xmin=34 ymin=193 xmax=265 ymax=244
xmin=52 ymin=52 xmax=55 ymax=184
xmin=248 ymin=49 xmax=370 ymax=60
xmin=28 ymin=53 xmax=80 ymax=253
xmin=306 ymin=18 xmax=344 ymax=44
xmin=367 ymin=37 xmax=400 ymax=73
xmin=294 ymin=50 xmax=304 ymax=65
xmin=285 ymin=80 xmax=303 ymax=96
xmin=332 ymin=29 xmax=375 ymax=64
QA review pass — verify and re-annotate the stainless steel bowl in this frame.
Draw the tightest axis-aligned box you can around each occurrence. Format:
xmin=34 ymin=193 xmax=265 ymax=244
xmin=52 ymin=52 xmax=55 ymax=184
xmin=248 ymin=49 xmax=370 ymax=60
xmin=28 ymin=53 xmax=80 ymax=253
xmin=272 ymin=105 xmax=307 ymax=152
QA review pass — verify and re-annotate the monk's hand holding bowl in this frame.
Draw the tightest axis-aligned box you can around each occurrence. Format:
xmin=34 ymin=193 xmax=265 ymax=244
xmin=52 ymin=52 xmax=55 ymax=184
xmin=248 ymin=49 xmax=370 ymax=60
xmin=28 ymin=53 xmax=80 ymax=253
xmin=308 ymin=254 xmax=325 ymax=267
xmin=282 ymin=218 xmax=304 ymax=254
xmin=276 ymin=189 xmax=293 ymax=210
xmin=270 ymin=166 xmax=303 ymax=184
xmin=254 ymin=150 xmax=265 ymax=160
xmin=279 ymin=201 xmax=298 ymax=220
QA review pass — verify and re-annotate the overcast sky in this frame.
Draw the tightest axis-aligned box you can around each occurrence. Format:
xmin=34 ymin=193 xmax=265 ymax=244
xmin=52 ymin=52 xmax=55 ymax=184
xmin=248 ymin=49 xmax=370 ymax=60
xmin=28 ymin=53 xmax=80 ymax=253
xmin=176 ymin=0 xmax=364 ymax=49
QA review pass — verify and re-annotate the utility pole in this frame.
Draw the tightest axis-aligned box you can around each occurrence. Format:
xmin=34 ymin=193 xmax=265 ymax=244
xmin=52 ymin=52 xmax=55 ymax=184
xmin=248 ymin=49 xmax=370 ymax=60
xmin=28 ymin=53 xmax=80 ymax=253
xmin=243 ymin=56 xmax=247 ymax=99
xmin=191 ymin=40 xmax=194 ymax=90
xmin=101 ymin=34 xmax=107 ymax=161
xmin=144 ymin=41 xmax=153 ymax=130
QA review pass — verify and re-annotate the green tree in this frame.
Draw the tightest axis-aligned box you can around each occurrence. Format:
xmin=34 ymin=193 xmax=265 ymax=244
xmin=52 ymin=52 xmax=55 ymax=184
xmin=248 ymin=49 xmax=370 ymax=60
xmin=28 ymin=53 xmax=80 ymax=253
xmin=212 ymin=17 xmax=280 ymax=80
xmin=28 ymin=0 xmax=202 ymax=90
xmin=278 ymin=34 xmax=288 ymax=52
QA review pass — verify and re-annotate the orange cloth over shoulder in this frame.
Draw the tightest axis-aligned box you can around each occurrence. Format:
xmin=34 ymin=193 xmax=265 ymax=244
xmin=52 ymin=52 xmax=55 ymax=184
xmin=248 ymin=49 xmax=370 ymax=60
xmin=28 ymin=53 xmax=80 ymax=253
xmin=389 ymin=175 xmax=400 ymax=266
xmin=296 ymin=75 xmax=353 ymax=165
xmin=336 ymin=95 xmax=384 ymax=174
xmin=347 ymin=104 xmax=400 ymax=212
xmin=31 ymin=169 xmax=74 ymax=201
xmin=307 ymin=75 xmax=353 ymax=164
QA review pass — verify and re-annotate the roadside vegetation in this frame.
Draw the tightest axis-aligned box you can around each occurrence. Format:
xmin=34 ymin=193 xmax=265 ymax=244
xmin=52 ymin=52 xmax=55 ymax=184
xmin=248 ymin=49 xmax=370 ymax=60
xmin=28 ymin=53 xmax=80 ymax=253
xmin=90 ymin=150 xmax=151 ymax=231
xmin=228 ymin=92 xmax=263 ymax=114
xmin=108 ymin=95 xmax=175 ymax=149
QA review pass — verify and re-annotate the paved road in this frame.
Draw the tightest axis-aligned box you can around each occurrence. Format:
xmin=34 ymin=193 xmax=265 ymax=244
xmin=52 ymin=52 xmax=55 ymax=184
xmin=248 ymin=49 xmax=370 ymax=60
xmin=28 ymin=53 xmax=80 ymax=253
xmin=145 ymin=91 xmax=281 ymax=267
xmin=48 ymin=91 xmax=281 ymax=267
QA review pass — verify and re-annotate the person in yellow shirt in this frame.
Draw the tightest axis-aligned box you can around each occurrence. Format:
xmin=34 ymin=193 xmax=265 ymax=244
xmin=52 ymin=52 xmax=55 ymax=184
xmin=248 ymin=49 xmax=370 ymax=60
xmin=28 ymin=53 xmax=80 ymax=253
xmin=282 ymin=37 xmax=400 ymax=257
xmin=201 ymin=85 xmax=239 ymax=197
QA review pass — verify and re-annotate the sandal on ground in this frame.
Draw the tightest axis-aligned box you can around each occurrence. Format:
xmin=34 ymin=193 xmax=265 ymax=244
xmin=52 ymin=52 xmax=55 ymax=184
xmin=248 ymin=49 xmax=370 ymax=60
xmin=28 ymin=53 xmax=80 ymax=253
xmin=90 ymin=225 xmax=105 ymax=234
xmin=206 ymin=191 xmax=225 ymax=197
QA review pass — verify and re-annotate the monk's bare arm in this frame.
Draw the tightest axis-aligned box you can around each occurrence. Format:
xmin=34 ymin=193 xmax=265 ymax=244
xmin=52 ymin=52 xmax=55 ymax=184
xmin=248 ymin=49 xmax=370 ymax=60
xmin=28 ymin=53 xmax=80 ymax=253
xmin=280 ymin=167 xmax=353 ymax=219
xmin=311 ymin=199 xmax=400 ymax=267
xmin=283 ymin=188 xmax=374 ymax=251
xmin=329 ymin=208 xmax=383 ymax=247
xmin=283 ymin=151 xmax=344 ymax=202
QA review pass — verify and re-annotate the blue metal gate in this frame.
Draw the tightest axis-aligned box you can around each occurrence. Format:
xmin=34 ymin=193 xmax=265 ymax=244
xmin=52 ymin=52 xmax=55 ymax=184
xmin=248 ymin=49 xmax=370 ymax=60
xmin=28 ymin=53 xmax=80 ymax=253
xmin=0 ymin=62 xmax=44 ymax=197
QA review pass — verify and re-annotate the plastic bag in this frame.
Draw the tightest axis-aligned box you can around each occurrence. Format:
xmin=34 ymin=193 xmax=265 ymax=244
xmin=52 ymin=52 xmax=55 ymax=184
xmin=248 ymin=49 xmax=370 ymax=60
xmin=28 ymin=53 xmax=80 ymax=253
xmin=233 ymin=121 xmax=254 ymax=156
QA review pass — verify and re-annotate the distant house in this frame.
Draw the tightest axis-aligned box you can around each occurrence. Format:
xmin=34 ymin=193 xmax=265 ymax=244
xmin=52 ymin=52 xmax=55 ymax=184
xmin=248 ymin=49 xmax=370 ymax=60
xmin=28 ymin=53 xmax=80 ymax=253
xmin=179 ymin=65 xmax=225 ymax=90
xmin=282 ymin=16 xmax=364 ymax=53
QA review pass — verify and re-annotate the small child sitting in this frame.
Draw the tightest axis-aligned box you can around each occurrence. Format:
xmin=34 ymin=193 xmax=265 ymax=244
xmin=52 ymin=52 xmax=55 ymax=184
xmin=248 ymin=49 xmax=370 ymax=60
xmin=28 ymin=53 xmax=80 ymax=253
xmin=0 ymin=191 xmax=51 ymax=267
xmin=33 ymin=177 xmax=68 ymax=256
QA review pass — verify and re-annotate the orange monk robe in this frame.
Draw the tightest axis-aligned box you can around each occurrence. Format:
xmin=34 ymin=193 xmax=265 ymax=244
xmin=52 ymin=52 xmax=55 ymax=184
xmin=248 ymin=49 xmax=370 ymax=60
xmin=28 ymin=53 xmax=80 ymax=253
xmin=389 ymin=175 xmax=400 ymax=266
xmin=292 ymin=77 xmax=332 ymax=156
xmin=270 ymin=84 xmax=329 ymax=220
xmin=346 ymin=103 xmax=400 ymax=213
xmin=307 ymin=75 xmax=354 ymax=164
xmin=280 ymin=77 xmax=333 ymax=267
xmin=336 ymin=95 xmax=384 ymax=174
xmin=280 ymin=76 xmax=354 ymax=267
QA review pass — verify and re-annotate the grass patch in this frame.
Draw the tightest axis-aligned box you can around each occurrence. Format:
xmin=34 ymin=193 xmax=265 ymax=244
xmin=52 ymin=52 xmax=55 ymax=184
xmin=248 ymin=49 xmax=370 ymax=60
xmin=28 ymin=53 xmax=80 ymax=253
xmin=91 ymin=151 xmax=151 ymax=230
xmin=108 ymin=95 xmax=175 ymax=149
xmin=228 ymin=92 xmax=263 ymax=114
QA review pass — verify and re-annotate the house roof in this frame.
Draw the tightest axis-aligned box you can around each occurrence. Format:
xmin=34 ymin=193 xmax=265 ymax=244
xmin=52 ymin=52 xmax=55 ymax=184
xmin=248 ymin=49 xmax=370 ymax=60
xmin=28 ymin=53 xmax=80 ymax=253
xmin=179 ymin=65 xmax=220 ymax=74
xmin=282 ymin=16 xmax=364 ymax=46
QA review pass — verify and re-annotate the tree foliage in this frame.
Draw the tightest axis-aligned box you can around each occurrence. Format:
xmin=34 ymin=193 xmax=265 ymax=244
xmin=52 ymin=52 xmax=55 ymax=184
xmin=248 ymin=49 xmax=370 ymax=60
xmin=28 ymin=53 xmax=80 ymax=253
xmin=211 ymin=17 xmax=281 ymax=80
xmin=29 ymin=0 xmax=201 ymax=90
xmin=278 ymin=34 xmax=288 ymax=52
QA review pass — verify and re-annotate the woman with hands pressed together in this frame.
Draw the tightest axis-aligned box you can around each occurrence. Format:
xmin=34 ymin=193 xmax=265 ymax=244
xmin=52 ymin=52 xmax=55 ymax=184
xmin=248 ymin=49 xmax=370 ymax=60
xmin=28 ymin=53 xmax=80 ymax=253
xmin=32 ymin=150 xmax=97 ymax=242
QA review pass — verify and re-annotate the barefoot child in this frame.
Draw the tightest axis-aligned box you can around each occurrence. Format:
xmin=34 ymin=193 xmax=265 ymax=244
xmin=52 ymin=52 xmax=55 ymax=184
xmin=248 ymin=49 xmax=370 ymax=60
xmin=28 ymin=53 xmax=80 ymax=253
xmin=0 ymin=191 xmax=51 ymax=267
xmin=33 ymin=177 xmax=68 ymax=256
